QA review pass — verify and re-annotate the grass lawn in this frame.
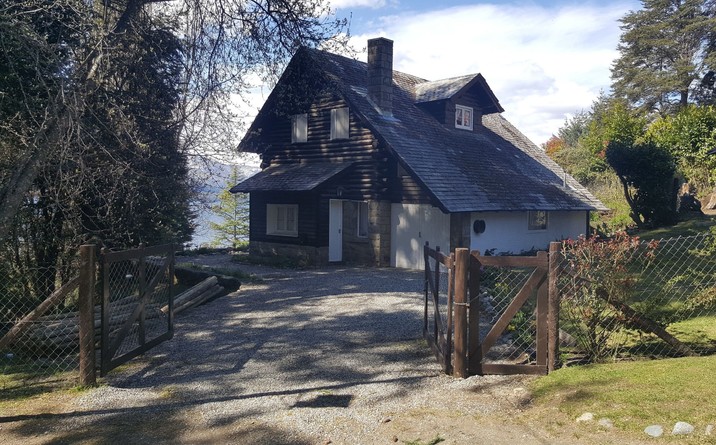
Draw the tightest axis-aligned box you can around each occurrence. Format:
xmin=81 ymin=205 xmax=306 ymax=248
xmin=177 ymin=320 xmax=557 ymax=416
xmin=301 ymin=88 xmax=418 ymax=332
xmin=529 ymin=355 xmax=716 ymax=441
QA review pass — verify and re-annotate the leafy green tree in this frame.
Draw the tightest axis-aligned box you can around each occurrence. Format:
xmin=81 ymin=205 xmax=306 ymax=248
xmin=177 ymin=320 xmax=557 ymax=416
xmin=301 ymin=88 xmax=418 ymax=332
xmin=210 ymin=169 xmax=249 ymax=249
xmin=611 ymin=0 xmax=716 ymax=115
xmin=605 ymin=140 xmax=678 ymax=227
xmin=646 ymin=105 xmax=716 ymax=194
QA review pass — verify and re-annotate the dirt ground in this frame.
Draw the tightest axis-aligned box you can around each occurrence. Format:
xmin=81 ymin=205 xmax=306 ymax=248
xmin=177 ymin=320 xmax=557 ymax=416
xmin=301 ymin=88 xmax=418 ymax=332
xmin=0 ymin=260 xmax=653 ymax=445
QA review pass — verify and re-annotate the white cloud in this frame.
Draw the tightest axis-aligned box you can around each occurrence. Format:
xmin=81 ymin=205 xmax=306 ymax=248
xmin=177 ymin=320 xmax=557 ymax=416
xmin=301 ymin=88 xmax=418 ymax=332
xmin=329 ymin=0 xmax=388 ymax=9
xmin=348 ymin=1 xmax=640 ymax=144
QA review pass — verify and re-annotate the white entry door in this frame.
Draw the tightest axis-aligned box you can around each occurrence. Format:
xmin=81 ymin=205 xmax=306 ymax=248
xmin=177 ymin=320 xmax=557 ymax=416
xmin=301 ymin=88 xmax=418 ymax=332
xmin=329 ymin=200 xmax=343 ymax=262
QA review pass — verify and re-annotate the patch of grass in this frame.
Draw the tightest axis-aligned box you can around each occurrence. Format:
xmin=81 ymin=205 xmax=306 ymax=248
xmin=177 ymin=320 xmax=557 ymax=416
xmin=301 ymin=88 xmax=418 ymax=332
xmin=530 ymin=356 xmax=716 ymax=434
xmin=404 ymin=435 xmax=444 ymax=445
xmin=637 ymin=216 xmax=716 ymax=240
xmin=231 ymin=252 xmax=310 ymax=269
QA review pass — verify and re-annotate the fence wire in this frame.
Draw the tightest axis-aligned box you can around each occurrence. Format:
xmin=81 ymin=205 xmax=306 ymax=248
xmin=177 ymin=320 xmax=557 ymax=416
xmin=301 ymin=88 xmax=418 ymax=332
xmin=475 ymin=265 xmax=538 ymax=364
xmin=558 ymin=232 xmax=716 ymax=363
xmin=0 ymin=260 xmax=83 ymax=391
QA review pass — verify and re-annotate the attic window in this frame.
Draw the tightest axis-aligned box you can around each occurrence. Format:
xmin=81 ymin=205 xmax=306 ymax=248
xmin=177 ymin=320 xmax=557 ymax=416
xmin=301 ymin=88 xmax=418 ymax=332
xmin=291 ymin=113 xmax=307 ymax=143
xmin=455 ymin=105 xmax=473 ymax=131
xmin=331 ymin=107 xmax=349 ymax=140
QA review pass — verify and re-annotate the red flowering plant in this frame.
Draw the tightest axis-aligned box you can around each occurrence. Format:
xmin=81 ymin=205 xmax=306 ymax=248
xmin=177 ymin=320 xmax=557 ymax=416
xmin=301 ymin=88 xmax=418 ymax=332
xmin=560 ymin=232 xmax=659 ymax=362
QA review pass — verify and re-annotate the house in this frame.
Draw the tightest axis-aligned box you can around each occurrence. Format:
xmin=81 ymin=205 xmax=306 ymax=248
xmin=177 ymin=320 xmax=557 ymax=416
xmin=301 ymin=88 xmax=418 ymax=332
xmin=231 ymin=38 xmax=607 ymax=269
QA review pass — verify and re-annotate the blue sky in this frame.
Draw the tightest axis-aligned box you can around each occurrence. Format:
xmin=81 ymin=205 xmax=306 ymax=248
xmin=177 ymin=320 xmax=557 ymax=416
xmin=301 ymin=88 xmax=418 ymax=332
xmin=323 ymin=0 xmax=643 ymax=144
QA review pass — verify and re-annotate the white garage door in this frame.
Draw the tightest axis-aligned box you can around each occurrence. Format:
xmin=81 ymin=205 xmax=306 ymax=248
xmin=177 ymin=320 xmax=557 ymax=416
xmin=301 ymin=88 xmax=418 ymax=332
xmin=390 ymin=203 xmax=450 ymax=269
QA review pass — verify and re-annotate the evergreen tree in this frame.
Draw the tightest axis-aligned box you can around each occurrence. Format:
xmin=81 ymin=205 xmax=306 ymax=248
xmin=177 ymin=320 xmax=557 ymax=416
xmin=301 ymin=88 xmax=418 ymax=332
xmin=210 ymin=168 xmax=249 ymax=249
xmin=611 ymin=0 xmax=716 ymax=115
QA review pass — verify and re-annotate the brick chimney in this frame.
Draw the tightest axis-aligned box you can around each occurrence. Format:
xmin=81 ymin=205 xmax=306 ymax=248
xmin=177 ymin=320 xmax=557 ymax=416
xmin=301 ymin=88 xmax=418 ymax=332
xmin=367 ymin=37 xmax=393 ymax=115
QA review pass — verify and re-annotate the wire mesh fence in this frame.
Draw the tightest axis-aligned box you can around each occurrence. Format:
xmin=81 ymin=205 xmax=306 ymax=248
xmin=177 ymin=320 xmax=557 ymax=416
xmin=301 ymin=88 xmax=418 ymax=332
xmin=0 ymin=260 xmax=84 ymax=391
xmin=557 ymin=232 xmax=716 ymax=364
xmin=475 ymin=264 xmax=539 ymax=364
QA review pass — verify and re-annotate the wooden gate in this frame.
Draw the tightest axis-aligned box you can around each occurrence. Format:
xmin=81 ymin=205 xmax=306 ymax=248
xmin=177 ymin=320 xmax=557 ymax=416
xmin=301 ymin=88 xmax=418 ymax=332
xmin=100 ymin=244 xmax=175 ymax=375
xmin=424 ymin=243 xmax=561 ymax=377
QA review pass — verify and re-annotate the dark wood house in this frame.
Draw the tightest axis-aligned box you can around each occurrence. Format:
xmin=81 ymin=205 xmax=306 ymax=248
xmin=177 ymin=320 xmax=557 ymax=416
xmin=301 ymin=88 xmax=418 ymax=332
xmin=231 ymin=38 xmax=606 ymax=269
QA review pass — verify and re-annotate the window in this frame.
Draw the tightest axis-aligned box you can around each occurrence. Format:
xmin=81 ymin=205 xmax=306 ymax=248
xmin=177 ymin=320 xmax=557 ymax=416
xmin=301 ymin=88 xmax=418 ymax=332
xmin=528 ymin=211 xmax=548 ymax=231
xmin=267 ymin=204 xmax=298 ymax=236
xmin=455 ymin=105 xmax=473 ymax=130
xmin=357 ymin=201 xmax=369 ymax=237
xmin=331 ymin=107 xmax=349 ymax=140
xmin=291 ymin=113 xmax=307 ymax=143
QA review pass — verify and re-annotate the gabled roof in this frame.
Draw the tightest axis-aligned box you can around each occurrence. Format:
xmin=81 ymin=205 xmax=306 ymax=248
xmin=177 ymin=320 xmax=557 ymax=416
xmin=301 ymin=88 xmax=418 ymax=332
xmin=239 ymin=47 xmax=606 ymax=213
xmin=414 ymin=74 xmax=504 ymax=114
xmin=230 ymin=162 xmax=352 ymax=193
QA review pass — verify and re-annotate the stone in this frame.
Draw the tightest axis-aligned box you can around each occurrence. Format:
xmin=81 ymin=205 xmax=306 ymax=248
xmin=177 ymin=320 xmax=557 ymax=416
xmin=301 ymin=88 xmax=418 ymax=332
xmin=705 ymin=424 xmax=714 ymax=435
xmin=598 ymin=418 xmax=614 ymax=429
xmin=379 ymin=417 xmax=391 ymax=424
xmin=576 ymin=412 xmax=594 ymax=422
xmin=672 ymin=421 xmax=695 ymax=435
xmin=644 ymin=425 xmax=663 ymax=437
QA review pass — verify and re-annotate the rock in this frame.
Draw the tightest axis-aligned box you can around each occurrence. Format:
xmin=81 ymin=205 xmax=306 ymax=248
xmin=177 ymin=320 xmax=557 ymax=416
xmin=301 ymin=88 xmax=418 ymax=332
xmin=379 ymin=417 xmax=391 ymax=424
xmin=392 ymin=436 xmax=399 ymax=442
xmin=705 ymin=191 xmax=716 ymax=210
xmin=576 ymin=412 xmax=594 ymax=422
xmin=705 ymin=424 xmax=714 ymax=435
xmin=672 ymin=421 xmax=695 ymax=435
xmin=598 ymin=418 xmax=614 ymax=429
xmin=644 ymin=425 xmax=663 ymax=437
xmin=559 ymin=329 xmax=577 ymax=348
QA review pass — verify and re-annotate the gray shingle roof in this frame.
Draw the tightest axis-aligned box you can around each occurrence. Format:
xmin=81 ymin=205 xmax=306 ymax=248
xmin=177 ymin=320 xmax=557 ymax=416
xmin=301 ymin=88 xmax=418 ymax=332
xmin=414 ymin=74 xmax=475 ymax=103
xmin=230 ymin=162 xmax=353 ymax=193
xmin=308 ymin=48 xmax=607 ymax=213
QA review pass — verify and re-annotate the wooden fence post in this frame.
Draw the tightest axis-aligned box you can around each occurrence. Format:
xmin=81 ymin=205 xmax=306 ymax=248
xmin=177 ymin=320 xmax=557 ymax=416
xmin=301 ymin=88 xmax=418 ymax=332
xmin=453 ymin=248 xmax=469 ymax=378
xmin=468 ymin=251 xmax=482 ymax=376
xmin=548 ymin=242 xmax=561 ymax=372
xmin=78 ymin=244 xmax=97 ymax=386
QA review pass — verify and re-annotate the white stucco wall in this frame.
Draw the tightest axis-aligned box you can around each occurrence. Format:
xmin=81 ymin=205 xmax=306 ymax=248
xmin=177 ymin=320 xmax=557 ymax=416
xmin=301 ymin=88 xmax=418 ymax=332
xmin=469 ymin=211 xmax=588 ymax=255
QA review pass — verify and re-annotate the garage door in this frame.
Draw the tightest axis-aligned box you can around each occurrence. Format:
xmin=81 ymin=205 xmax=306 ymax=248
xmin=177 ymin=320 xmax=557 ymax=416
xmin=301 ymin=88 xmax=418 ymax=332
xmin=390 ymin=203 xmax=450 ymax=269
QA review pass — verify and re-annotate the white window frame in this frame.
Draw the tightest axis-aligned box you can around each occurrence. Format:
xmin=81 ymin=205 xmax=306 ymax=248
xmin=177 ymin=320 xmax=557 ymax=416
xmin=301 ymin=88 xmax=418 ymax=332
xmin=266 ymin=204 xmax=298 ymax=237
xmin=330 ymin=107 xmax=349 ymax=140
xmin=291 ymin=113 xmax=307 ymax=143
xmin=455 ymin=105 xmax=474 ymax=131
xmin=528 ymin=211 xmax=548 ymax=231
xmin=357 ymin=201 xmax=369 ymax=238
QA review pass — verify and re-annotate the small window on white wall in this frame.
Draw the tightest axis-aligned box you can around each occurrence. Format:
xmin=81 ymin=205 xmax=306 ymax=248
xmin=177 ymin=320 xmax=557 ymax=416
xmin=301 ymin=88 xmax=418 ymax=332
xmin=267 ymin=204 xmax=298 ymax=236
xmin=455 ymin=105 xmax=473 ymax=130
xmin=291 ymin=113 xmax=307 ymax=143
xmin=331 ymin=107 xmax=349 ymax=140
xmin=528 ymin=211 xmax=548 ymax=231
xmin=357 ymin=201 xmax=369 ymax=237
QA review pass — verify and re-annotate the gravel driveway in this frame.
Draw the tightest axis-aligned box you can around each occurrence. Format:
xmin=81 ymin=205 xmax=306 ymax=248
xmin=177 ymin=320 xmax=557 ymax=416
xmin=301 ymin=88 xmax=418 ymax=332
xmin=3 ymin=259 xmax=567 ymax=444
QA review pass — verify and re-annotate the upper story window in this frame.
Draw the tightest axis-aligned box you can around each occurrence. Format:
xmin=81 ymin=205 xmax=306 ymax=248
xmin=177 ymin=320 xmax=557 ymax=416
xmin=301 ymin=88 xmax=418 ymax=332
xmin=291 ymin=113 xmax=307 ymax=143
xmin=331 ymin=107 xmax=349 ymax=140
xmin=528 ymin=211 xmax=548 ymax=231
xmin=455 ymin=105 xmax=473 ymax=131
xmin=267 ymin=204 xmax=298 ymax=237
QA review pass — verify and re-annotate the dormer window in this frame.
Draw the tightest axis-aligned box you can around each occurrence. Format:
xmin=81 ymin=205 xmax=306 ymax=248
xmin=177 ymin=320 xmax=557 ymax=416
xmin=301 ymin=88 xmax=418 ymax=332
xmin=331 ymin=107 xmax=349 ymax=140
xmin=291 ymin=113 xmax=307 ymax=143
xmin=455 ymin=105 xmax=473 ymax=130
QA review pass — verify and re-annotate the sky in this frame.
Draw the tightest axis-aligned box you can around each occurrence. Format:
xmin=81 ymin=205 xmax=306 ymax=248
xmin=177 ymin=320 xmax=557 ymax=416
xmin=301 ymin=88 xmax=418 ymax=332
xmin=323 ymin=0 xmax=643 ymax=145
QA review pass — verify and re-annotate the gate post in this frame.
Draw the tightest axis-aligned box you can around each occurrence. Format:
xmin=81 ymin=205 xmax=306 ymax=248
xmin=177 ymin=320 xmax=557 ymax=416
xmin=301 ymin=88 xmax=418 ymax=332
xmin=453 ymin=248 xmax=469 ymax=378
xmin=548 ymin=242 xmax=562 ymax=372
xmin=468 ymin=251 xmax=482 ymax=376
xmin=78 ymin=244 xmax=97 ymax=386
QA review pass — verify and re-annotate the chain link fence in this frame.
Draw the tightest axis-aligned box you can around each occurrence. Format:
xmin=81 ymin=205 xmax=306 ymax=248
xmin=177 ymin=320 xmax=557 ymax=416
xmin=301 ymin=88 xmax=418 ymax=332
xmin=558 ymin=232 xmax=716 ymax=364
xmin=0 ymin=260 xmax=84 ymax=391
xmin=475 ymin=264 xmax=539 ymax=364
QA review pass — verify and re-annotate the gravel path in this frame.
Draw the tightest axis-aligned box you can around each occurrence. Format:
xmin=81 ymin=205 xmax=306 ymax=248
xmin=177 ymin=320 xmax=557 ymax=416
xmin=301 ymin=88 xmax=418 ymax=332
xmin=3 ymin=257 xmax=569 ymax=444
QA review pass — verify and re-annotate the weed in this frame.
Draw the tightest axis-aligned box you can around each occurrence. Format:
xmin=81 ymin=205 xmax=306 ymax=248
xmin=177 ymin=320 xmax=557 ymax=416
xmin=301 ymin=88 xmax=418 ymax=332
xmin=404 ymin=435 xmax=444 ymax=445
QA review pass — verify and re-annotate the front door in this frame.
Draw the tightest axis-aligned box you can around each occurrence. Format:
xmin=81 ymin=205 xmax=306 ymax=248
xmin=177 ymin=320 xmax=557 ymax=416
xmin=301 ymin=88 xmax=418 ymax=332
xmin=329 ymin=200 xmax=343 ymax=262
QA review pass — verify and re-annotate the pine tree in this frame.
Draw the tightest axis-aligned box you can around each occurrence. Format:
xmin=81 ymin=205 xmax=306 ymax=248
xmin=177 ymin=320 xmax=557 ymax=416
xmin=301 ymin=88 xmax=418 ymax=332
xmin=210 ymin=168 xmax=249 ymax=249
xmin=611 ymin=0 xmax=716 ymax=115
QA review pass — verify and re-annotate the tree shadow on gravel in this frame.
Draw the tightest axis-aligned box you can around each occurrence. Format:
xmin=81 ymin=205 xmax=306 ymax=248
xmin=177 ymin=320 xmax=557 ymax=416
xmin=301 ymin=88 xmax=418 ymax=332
xmin=2 ymin=267 xmax=436 ymax=444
